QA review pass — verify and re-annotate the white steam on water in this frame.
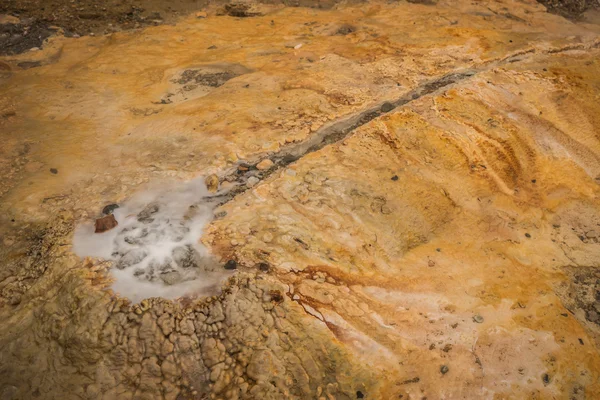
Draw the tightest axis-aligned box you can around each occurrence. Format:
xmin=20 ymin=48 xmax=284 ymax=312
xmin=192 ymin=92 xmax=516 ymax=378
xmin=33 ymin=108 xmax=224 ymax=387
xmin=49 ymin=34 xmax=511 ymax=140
xmin=73 ymin=178 xmax=232 ymax=303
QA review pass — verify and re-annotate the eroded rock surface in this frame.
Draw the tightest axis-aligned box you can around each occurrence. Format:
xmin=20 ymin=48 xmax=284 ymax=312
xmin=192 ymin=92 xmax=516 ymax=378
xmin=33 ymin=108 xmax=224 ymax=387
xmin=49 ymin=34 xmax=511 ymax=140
xmin=1 ymin=0 xmax=600 ymax=399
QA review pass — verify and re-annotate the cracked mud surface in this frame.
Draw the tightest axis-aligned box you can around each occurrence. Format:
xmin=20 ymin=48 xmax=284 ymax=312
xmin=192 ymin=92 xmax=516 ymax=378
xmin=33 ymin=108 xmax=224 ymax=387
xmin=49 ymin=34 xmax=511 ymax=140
xmin=2 ymin=0 xmax=600 ymax=399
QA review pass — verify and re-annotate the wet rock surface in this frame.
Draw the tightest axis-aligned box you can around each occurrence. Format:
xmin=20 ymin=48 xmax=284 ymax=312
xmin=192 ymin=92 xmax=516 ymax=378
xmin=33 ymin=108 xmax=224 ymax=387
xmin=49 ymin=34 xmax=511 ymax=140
xmin=1 ymin=0 xmax=600 ymax=399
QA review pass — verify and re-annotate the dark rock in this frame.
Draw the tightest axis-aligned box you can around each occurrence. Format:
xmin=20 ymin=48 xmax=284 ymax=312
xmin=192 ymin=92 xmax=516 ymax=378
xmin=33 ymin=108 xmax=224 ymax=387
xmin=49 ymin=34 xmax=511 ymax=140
xmin=399 ymin=377 xmax=420 ymax=385
xmin=525 ymin=233 xmax=531 ymax=238
xmin=0 ymin=21 xmax=53 ymax=56
xmin=50 ymin=168 xmax=58 ymax=174
xmin=258 ymin=262 xmax=270 ymax=272
xmin=102 ymin=203 xmax=120 ymax=215
xmin=542 ymin=373 xmax=550 ymax=385
xmin=391 ymin=175 xmax=399 ymax=181
xmin=224 ymin=260 xmax=237 ymax=270
xmin=472 ymin=314 xmax=484 ymax=323
xmin=440 ymin=365 xmax=449 ymax=374
xmin=537 ymin=0 xmax=593 ymax=18
xmin=208 ymin=45 xmax=217 ymax=49
xmin=269 ymin=290 xmax=283 ymax=303
xmin=335 ymin=24 xmax=356 ymax=35
xmin=381 ymin=102 xmax=394 ymax=112
xmin=222 ymin=3 xmax=263 ymax=17
xmin=95 ymin=214 xmax=118 ymax=233
xmin=214 ymin=211 xmax=227 ymax=219
xmin=356 ymin=391 xmax=364 ymax=399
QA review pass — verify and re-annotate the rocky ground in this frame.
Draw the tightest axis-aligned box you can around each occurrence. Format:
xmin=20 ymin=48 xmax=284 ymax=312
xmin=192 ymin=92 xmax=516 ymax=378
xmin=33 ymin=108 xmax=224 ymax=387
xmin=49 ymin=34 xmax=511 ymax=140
xmin=0 ymin=0 xmax=599 ymax=56
xmin=1 ymin=0 xmax=600 ymax=399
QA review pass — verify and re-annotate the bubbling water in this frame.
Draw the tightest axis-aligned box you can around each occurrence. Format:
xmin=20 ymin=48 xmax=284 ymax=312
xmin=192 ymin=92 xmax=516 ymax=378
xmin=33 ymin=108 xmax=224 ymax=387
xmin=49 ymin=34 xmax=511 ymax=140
xmin=73 ymin=178 xmax=232 ymax=302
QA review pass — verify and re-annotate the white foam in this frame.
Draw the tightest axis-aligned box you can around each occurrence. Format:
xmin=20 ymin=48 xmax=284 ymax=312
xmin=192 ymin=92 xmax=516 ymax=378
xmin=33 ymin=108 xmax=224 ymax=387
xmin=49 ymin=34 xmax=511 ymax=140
xmin=73 ymin=177 xmax=232 ymax=303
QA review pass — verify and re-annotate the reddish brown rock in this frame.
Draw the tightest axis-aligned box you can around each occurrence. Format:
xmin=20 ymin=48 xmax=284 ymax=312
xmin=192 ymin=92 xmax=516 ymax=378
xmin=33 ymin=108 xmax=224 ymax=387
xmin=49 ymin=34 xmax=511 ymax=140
xmin=95 ymin=214 xmax=118 ymax=233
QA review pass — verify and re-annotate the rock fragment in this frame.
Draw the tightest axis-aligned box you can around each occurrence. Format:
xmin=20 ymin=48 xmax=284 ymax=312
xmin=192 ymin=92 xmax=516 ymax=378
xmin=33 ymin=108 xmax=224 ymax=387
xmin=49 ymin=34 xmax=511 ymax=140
xmin=102 ymin=203 xmax=119 ymax=215
xmin=95 ymin=214 xmax=118 ymax=233
xmin=205 ymin=174 xmax=219 ymax=192
xmin=256 ymin=159 xmax=274 ymax=170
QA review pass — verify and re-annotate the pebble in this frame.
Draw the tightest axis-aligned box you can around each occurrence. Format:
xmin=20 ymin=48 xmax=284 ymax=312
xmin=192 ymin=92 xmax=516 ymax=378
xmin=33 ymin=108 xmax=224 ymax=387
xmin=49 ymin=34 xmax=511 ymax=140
xmin=247 ymin=177 xmax=259 ymax=187
xmin=102 ymin=203 xmax=120 ymax=215
xmin=258 ymin=262 xmax=270 ymax=272
xmin=205 ymin=174 xmax=219 ymax=192
xmin=95 ymin=214 xmax=118 ymax=233
xmin=391 ymin=175 xmax=399 ymax=181
xmin=472 ymin=315 xmax=484 ymax=323
xmin=224 ymin=260 xmax=238 ymax=270
xmin=380 ymin=102 xmax=394 ymax=112
xmin=50 ymin=168 xmax=58 ymax=174
xmin=440 ymin=365 xmax=449 ymax=374
xmin=256 ymin=159 xmax=274 ymax=170
xmin=542 ymin=373 xmax=550 ymax=385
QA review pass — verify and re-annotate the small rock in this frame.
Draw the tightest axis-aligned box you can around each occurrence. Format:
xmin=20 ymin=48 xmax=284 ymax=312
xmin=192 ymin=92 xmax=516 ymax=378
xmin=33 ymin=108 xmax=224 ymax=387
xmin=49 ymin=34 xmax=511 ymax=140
xmin=525 ymin=233 xmax=531 ymax=238
xmin=208 ymin=45 xmax=217 ymax=49
xmin=50 ymin=168 xmax=58 ymax=174
xmin=205 ymin=174 xmax=219 ymax=192
xmin=258 ymin=262 xmax=270 ymax=272
xmin=224 ymin=260 xmax=237 ymax=270
xmin=356 ymin=391 xmax=364 ymax=399
xmin=196 ymin=11 xmax=208 ymax=18
xmin=542 ymin=373 xmax=550 ymax=385
xmin=102 ymin=203 xmax=119 ymax=215
xmin=247 ymin=176 xmax=259 ymax=187
xmin=256 ymin=159 xmax=274 ymax=170
xmin=391 ymin=175 xmax=399 ymax=181
xmin=214 ymin=211 xmax=227 ymax=219
xmin=472 ymin=315 xmax=484 ymax=323
xmin=587 ymin=310 xmax=599 ymax=323
xmin=381 ymin=102 xmax=394 ymax=112
xmin=95 ymin=214 xmax=118 ymax=233
xmin=440 ymin=365 xmax=449 ymax=375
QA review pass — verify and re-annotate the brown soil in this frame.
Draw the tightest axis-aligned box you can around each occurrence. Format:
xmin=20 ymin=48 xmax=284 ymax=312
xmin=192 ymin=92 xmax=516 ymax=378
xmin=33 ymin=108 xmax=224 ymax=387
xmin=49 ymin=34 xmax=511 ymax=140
xmin=537 ymin=0 xmax=600 ymax=18
xmin=1 ymin=0 xmax=598 ymax=56
xmin=0 ymin=0 xmax=348 ymax=39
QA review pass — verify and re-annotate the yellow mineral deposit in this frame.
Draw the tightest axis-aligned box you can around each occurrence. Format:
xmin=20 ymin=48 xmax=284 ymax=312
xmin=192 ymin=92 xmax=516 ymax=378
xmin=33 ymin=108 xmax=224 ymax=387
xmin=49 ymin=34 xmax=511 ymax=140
xmin=1 ymin=0 xmax=600 ymax=399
